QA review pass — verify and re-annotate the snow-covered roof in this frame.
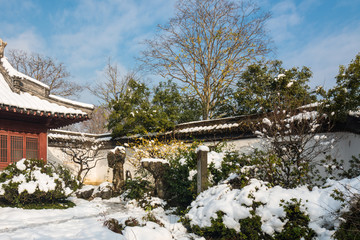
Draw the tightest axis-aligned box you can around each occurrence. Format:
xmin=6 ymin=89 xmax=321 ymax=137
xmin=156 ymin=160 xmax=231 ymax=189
xmin=49 ymin=94 xmax=94 ymax=110
xmin=0 ymin=73 xmax=86 ymax=115
xmin=176 ymin=122 xmax=241 ymax=134
xmin=0 ymin=54 xmax=94 ymax=127
xmin=1 ymin=57 xmax=50 ymax=89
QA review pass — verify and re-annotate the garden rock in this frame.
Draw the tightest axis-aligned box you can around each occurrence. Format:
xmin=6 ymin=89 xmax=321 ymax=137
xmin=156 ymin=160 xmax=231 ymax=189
xmin=107 ymin=146 xmax=126 ymax=192
xmin=76 ymin=182 xmax=114 ymax=200
xmin=75 ymin=187 xmax=95 ymax=200
xmin=92 ymin=182 xmax=113 ymax=200
xmin=141 ymin=159 xmax=169 ymax=199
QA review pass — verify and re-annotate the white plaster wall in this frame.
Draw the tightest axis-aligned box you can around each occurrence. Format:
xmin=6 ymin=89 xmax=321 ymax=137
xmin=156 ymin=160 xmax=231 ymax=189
xmin=203 ymin=132 xmax=360 ymax=173
xmin=47 ymin=132 xmax=360 ymax=185
xmin=327 ymin=132 xmax=360 ymax=170
xmin=47 ymin=147 xmax=110 ymax=184
xmin=223 ymin=132 xmax=359 ymax=161
xmin=224 ymin=138 xmax=261 ymax=153
xmin=48 ymin=146 xmax=137 ymax=185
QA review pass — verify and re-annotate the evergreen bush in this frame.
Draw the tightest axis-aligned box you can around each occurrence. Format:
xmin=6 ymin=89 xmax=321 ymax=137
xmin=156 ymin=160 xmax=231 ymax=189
xmin=333 ymin=194 xmax=360 ymax=240
xmin=0 ymin=159 xmax=76 ymax=208
xmin=163 ymin=145 xmax=198 ymax=210
xmin=183 ymin=199 xmax=315 ymax=240
xmin=123 ymin=177 xmax=152 ymax=201
xmin=208 ymin=151 xmax=241 ymax=185
xmin=275 ymin=199 xmax=316 ymax=240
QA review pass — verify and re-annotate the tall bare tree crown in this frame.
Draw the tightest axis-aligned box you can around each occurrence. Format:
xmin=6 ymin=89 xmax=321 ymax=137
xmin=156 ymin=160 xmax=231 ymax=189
xmin=140 ymin=0 xmax=272 ymax=120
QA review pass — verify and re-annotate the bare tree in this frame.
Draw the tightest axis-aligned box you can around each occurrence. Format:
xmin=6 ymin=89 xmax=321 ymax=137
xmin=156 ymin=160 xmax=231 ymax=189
xmin=61 ymin=136 xmax=104 ymax=183
xmin=64 ymin=106 xmax=109 ymax=134
xmin=140 ymin=0 xmax=271 ymax=119
xmin=88 ymin=59 xmax=137 ymax=109
xmin=7 ymin=49 xmax=83 ymax=97
xmin=79 ymin=106 xmax=109 ymax=134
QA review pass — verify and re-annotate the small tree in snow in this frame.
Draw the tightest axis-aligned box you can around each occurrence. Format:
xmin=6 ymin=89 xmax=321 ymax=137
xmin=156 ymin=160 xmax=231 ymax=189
xmin=61 ymin=135 xmax=103 ymax=183
xmin=252 ymin=107 xmax=333 ymax=188
xmin=238 ymin=85 xmax=334 ymax=188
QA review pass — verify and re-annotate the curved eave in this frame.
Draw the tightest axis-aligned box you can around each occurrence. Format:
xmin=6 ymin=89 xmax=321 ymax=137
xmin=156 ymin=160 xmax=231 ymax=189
xmin=0 ymin=104 xmax=90 ymax=129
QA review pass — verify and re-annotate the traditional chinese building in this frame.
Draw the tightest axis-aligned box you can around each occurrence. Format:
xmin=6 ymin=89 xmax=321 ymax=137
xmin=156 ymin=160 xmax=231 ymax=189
xmin=0 ymin=39 xmax=94 ymax=170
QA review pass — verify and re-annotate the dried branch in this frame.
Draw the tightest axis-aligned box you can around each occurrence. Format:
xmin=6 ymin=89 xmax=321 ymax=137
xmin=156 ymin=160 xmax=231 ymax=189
xmin=7 ymin=49 xmax=83 ymax=97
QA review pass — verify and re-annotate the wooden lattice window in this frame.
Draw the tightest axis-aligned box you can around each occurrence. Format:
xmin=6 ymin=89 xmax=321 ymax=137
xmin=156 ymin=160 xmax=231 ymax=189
xmin=0 ymin=130 xmax=43 ymax=170
xmin=26 ymin=137 xmax=39 ymax=160
xmin=0 ymin=135 xmax=7 ymax=162
xmin=11 ymin=136 xmax=23 ymax=163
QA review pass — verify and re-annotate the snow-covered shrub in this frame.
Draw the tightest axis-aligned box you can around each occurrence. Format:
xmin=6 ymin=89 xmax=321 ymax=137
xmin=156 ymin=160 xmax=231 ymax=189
xmin=183 ymin=210 xmax=241 ymax=239
xmin=183 ymin=188 xmax=315 ymax=240
xmin=332 ymin=182 xmax=360 ymax=240
xmin=208 ymin=150 xmax=242 ymax=185
xmin=183 ymin=176 xmax=360 ymax=240
xmin=333 ymin=194 xmax=360 ymax=240
xmin=51 ymin=164 xmax=81 ymax=191
xmin=0 ymin=159 xmax=75 ymax=207
xmin=275 ymin=199 xmax=316 ymax=240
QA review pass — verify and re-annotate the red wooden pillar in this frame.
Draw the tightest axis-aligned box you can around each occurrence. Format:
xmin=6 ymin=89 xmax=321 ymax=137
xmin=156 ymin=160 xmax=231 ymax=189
xmin=38 ymin=131 xmax=47 ymax=162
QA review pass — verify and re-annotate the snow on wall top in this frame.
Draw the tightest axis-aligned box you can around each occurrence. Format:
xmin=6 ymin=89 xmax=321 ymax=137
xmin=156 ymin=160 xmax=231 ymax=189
xmin=48 ymin=129 xmax=111 ymax=143
xmin=47 ymin=132 xmax=95 ymax=142
xmin=1 ymin=57 xmax=50 ymax=89
xmin=0 ymin=73 xmax=86 ymax=115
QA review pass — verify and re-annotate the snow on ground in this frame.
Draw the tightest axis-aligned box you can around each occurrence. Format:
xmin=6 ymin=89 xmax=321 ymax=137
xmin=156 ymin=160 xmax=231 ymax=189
xmin=0 ymin=196 xmax=200 ymax=240
xmin=0 ymin=175 xmax=359 ymax=239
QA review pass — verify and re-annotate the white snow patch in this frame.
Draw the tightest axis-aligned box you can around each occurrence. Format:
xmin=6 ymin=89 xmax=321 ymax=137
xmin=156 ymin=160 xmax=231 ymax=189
xmin=262 ymin=118 xmax=272 ymax=126
xmin=140 ymin=158 xmax=169 ymax=164
xmin=188 ymin=170 xmax=197 ymax=181
xmin=208 ymin=151 xmax=225 ymax=170
xmin=110 ymin=146 xmax=126 ymax=154
xmin=196 ymin=145 xmax=210 ymax=153
xmin=16 ymin=159 xmax=27 ymax=171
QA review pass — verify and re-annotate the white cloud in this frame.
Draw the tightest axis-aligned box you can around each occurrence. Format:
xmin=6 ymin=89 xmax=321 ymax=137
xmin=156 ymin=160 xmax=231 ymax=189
xmin=5 ymin=30 xmax=46 ymax=54
xmin=281 ymin=26 xmax=360 ymax=89
xmin=267 ymin=0 xmax=302 ymax=43
xmin=48 ymin=0 xmax=176 ymax=80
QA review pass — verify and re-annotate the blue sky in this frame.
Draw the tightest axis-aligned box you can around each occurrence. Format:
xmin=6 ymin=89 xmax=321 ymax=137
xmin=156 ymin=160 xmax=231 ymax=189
xmin=1 ymin=0 xmax=359 ymax=105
